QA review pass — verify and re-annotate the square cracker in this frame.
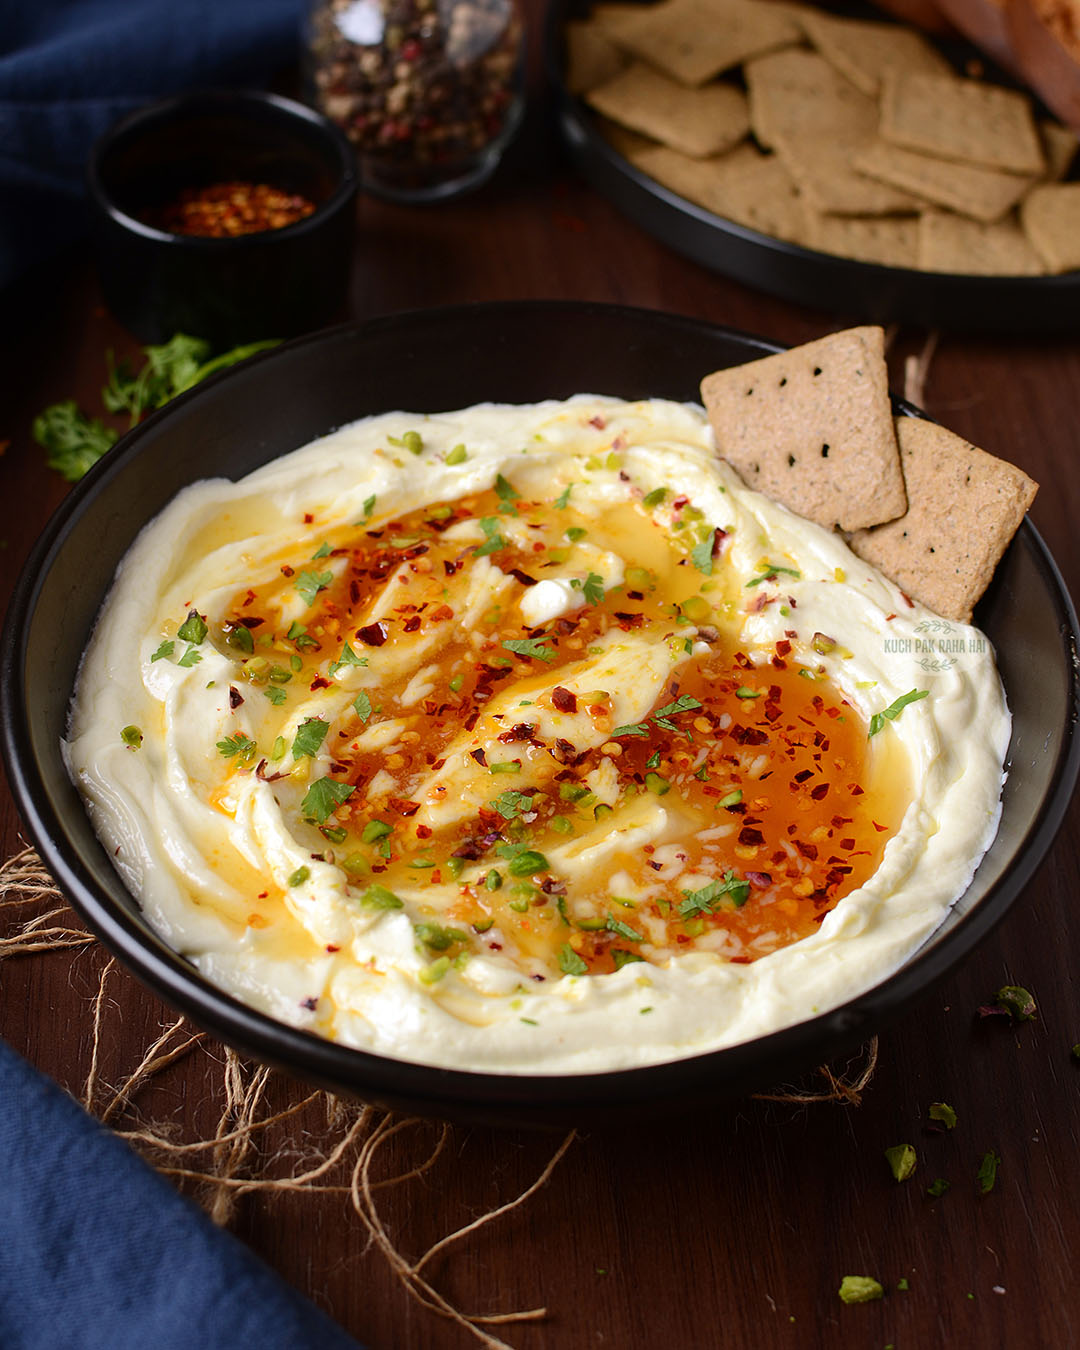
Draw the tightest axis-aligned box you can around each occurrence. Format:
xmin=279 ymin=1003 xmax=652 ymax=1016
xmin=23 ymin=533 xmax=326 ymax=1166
xmin=1040 ymin=120 xmax=1078 ymax=181
xmin=917 ymin=210 xmax=1046 ymax=275
xmin=880 ymin=72 xmax=1044 ymax=174
xmin=586 ymin=62 xmax=749 ymax=159
xmin=607 ymin=0 xmax=802 ymax=86
xmin=803 ymin=210 xmax=919 ymax=267
xmin=848 ymin=417 xmax=1038 ymax=623
xmin=700 ymin=326 xmax=907 ymax=532
xmin=1021 ymin=183 xmax=1080 ymax=272
xmin=799 ymin=10 xmax=951 ymax=96
xmin=745 ymin=50 xmax=918 ymax=213
xmin=853 ymin=141 xmax=1032 ymax=223
xmin=629 ymin=142 xmax=807 ymax=242
xmin=565 ymin=20 xmax=629 ymax=95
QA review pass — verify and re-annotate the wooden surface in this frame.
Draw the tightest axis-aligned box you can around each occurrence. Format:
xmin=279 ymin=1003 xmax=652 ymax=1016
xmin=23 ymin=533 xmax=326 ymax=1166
xmin=2 ymin=11 xmax=1079 ymax=1347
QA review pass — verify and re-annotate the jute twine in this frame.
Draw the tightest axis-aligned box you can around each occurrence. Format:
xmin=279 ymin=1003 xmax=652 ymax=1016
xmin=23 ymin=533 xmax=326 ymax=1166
xmin=1 ymin=846 xmax=878 ymax=1346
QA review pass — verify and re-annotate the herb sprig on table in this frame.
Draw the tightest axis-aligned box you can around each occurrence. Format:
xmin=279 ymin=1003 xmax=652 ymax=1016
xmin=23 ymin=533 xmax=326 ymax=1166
xmin=33 ymin=334 xmax=277 ymax=482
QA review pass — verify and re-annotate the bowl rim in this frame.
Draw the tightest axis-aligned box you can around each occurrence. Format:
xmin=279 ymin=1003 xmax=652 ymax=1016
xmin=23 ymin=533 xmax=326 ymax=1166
xmin=85 ymin=88 xmax=359 ymax=249
xmin=3 ymin=299 xmax=1078 ymax=1114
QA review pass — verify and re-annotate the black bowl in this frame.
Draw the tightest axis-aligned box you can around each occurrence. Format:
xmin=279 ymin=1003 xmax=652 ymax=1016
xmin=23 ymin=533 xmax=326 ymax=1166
xmin=86 ymin=90 xmax=358 ymax=348
xmin=3 ymin=302 xmax=1077 ymax=1125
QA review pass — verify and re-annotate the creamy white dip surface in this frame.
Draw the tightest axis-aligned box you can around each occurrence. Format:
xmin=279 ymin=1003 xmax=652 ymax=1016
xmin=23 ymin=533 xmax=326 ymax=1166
xmin=66 ymin=397 xmax=1011 ymax=1074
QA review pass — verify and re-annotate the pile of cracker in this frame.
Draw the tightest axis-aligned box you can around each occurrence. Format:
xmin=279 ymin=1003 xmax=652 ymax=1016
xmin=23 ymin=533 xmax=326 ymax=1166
xmin=567 ymin=0 xmax=1080 ymax=274
xmin=699 ymin=326 xmax=1038 ymax=621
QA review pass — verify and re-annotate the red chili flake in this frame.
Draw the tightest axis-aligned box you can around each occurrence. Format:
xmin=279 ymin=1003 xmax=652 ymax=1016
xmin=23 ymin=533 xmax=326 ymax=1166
xmin=389 ymin=798 xmax=420 ymax=817
xmin=764 ymin=703 xmax=782 ymax=723
xmin=810 ymin=784 xmax=829 ymax=801
xmin=552 ymin=686 xmax=578 ymax=713
xmin=672 ymin=495 xmax=689 ymax=509
xmin=281 ymin=564 xmax=295 ymax=577
xmin=553 ymin=737 xmax=576 ymax=762
xmin=872 ymin=821 xmax=888 ymax=832
xmin=463 ymin=712 xmax=480 ymax=731
xmin=733 ymin=652 xmax=753 ymax=669
xmin=470 ymin=748 xmax=487 ymax=766
xmin=509 ymin=569 xmax=537 ymax=587
xmin=589 ymin=414 xmax=607 ymax=429
xmin=738 ymin=826 xmax=765 ymax=847
xmin=357 ymin=622 xmax=388 ymax=646
xmin=431 ymin=758 xmax=445 ymax=771
xmin=771 ymin=654 xmax=788 ymax=670
xmin=242 ymin=590 xmax=256 ymax=608
xmin=796 ymin=841 xmax=819 ymax=860
xmin=649 ymin=861 xmax=663 ymax=871
xmin=775 ymin=639 xmax=792 ymax=657
xmin=901 ymin=592 xmax=915 ymax=607
xmin=885 ymin=613 xmax=896 ymax=622
xmin=301 ymin=997 xmax=318 ymax=1010
xmin=498 ymin=723 xmax=536 ymax=743
xmin=443 ymin=559 xmax=461 ymax=577
xmin=229 ymin=686 xmax=244 ymax=709
xmin=403 ymin=616 xmax=421 ymax=632
xmin=701 ymin=784 xmax=721 ymax=798
xmin=784 ymin=629 xmax=798 ymax=639
xmin=850 ymin=784 xmax=865 ymax=796
xmin=614 ymin=611 xmax=644 ymax=628
xmin=303 ymin=513 xmax=314 ymax=524
xmin=258 ymin=891 xmax=268 ymax=899
xmin=746 ymin=871 xmax=772 ymax=889
xmin=839 ymin=837 xmax=856 ymax=850
xmin=556 ymin=617 xmax=580 ymax=635
xmin=326 ymin=944 xmax=340 ymax=952
xmin=415 ymin=825 xmax=433 ymax=840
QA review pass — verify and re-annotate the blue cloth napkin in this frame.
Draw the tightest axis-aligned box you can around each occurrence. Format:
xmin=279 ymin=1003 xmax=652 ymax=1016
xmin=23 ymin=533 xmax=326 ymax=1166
xmin=0 ymin=0 xmax=307 ymax=289
xmin=0 ymin=1036 xmax=364 ymax=1349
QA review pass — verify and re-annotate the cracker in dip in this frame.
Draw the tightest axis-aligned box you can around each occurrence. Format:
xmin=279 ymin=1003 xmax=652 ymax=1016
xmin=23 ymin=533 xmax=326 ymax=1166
xmin=65 ymin=397 xmax=1011 ymax=1073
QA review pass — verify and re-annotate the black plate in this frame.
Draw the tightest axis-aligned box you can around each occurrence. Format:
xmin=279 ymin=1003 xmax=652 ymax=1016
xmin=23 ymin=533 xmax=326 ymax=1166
xmin=2 ymin=302 xmax=1078 ymax=1125
xmin=547 ymin=2 xmax=1080 ymax=333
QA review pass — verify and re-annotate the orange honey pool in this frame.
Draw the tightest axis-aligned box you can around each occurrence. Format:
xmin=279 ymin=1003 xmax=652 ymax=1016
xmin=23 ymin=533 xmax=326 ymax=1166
xmin=214 ymin=476 xmax=910 ymax=980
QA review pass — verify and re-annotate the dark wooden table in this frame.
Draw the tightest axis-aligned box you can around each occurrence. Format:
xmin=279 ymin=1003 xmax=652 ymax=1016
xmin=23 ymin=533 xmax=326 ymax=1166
xmin=2 ymin=12 xmax=1079 ymax=1347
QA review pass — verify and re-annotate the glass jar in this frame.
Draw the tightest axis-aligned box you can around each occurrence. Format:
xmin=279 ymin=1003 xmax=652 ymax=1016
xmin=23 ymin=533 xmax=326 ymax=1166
xmin=305 ymin=0 xmax=525 ymax=202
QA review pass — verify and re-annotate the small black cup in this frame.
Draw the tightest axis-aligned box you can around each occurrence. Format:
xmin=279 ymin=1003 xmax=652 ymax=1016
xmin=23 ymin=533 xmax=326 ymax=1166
xmin=87 ymin=89 xmax=358 ymax=348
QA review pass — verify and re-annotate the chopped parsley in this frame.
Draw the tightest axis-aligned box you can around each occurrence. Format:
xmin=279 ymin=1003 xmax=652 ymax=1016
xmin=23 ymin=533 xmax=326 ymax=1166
xmin=690 ymin=528 xmax=716 ymax=575
xmin=746 ymin=564 xmax=801 ymax=588
xmin=502 ymin=637 xmax=556 ymax=663
xmin=474 ymin=517 xmax=507 ymax=557
xmin=926 ymin=1178 xmax=950 ymax=1198
xmin=606 ymin=914 xmax=642 ymax=942
xmin=613 ymin=694 xmax=701 ymax=739
xmin=868 ymin=688 xmax=928 ymax=738
xmin=356 ymin=494 xmax=376 ymax=525
xmin=292 ymin=717 xmax=329 ymax=760
xmin=554 ymin=482 xmax=574 ymax=509
xmin=311 ymin=541 xmax=332 ymax=560
xmin=216 ymin=733 xmax=256 ymax=763
xmin=495 ymin=473 xmax=519 ymax=511
xmin=263 ymin=686 xmax=287 ymax=706
xmin=612 ymin=950 xmax=645 ymax=970
xmin=294 ymin=568 xmax=333 ymax=607
xmin=328 ymin=642 xmax=365 ymax=677
xmin=489 ymin=789 xmax=533 ymax=819
xmin=301 ymin=776 xmax=355 ymax=824
xmin=558 ymin=944 xmax=588 ymax=976
xmin=678 ymin=871 xmax=750 ymax=916
xmin=353 ymin=690 xmax=373 ymax=723
xmin=150 ymin=640 xmax=174 ymax=663
xmin=580 ymin=572 xmax=605 ymax=606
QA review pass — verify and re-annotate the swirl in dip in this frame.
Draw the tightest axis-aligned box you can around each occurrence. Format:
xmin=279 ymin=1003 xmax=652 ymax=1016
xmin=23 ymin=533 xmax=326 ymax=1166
xmin=66 ymin=397 xmax=1010 ymax=1073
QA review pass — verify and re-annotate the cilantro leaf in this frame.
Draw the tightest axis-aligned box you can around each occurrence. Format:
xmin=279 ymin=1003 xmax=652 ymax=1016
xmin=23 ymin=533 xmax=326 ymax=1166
xmin=691 ymin=528 xmax=716 ymax=576
xmin=263 ymin=685 xmax=287 ymax=706
xmin=301 ymin=776 xmax=355 ymax=824
xmin=746 ymin=564 xmax=802 ymax=588
xmin=353 ymin=690 xmax=372 ymax=723
xmin=292 ymin=717 xmax=329 ymax=760
xmin=554 ymin=483 xmax=574 ymax=509
xmin=328 ymin=642 xmax=365 ymax=677
xmin=33 ymin=402 xmax=118 ymax=482
xmin=489 ymin=789 xmax=533 ymax=820
xmin=176 ymin=610 xmax=207 ymax=644
xmin=558 ymin=944 xmax=588 ymax=976
xmin=929 ymin=1102 xmax=957 ymax=1130
xmin=217 ymin=733 xmax=256 ymax=763
xmin=652 ymin=694 xmax=702 ymax=731
xmin=177 ymin=645 xmax=202 ymax=668
xmin=311 ymin=541 xmax=332 ymax=559
xmin=610 ymin=721 xmax=649 ymax=738
xmin=473 ymin=516 xmax=508 ymax=557
xmin=356 ymin=494 xmax=376 ymax=526
xmin=582 ymin=572 xmax=605 ymax=606
xmin=868 ymin=688 xmax=929 ymax=738
xmin=885 ymin=1144 xmax=918 ymax=1182
xmin=150 ymin=640 xmax=174 ymax=663
xmin=926 ymin=1178 xmax=950 ymax=1198
xmin=495 ymin=473 xmax=520 ymax=511
xmin=294 ymin=569 xmax=333 ymax=607
xmin=606 ymin=914 xmax=642 ymax=942
xmin=838 ymin=1277 xmax=883 ymax=1305
xmin=612 ymin=949 xmax=645 ymax=970
xmin=678 ymin=871 xmax=750 ymax=917
xmin=502 ymin=637 xmax=556 ymax=663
